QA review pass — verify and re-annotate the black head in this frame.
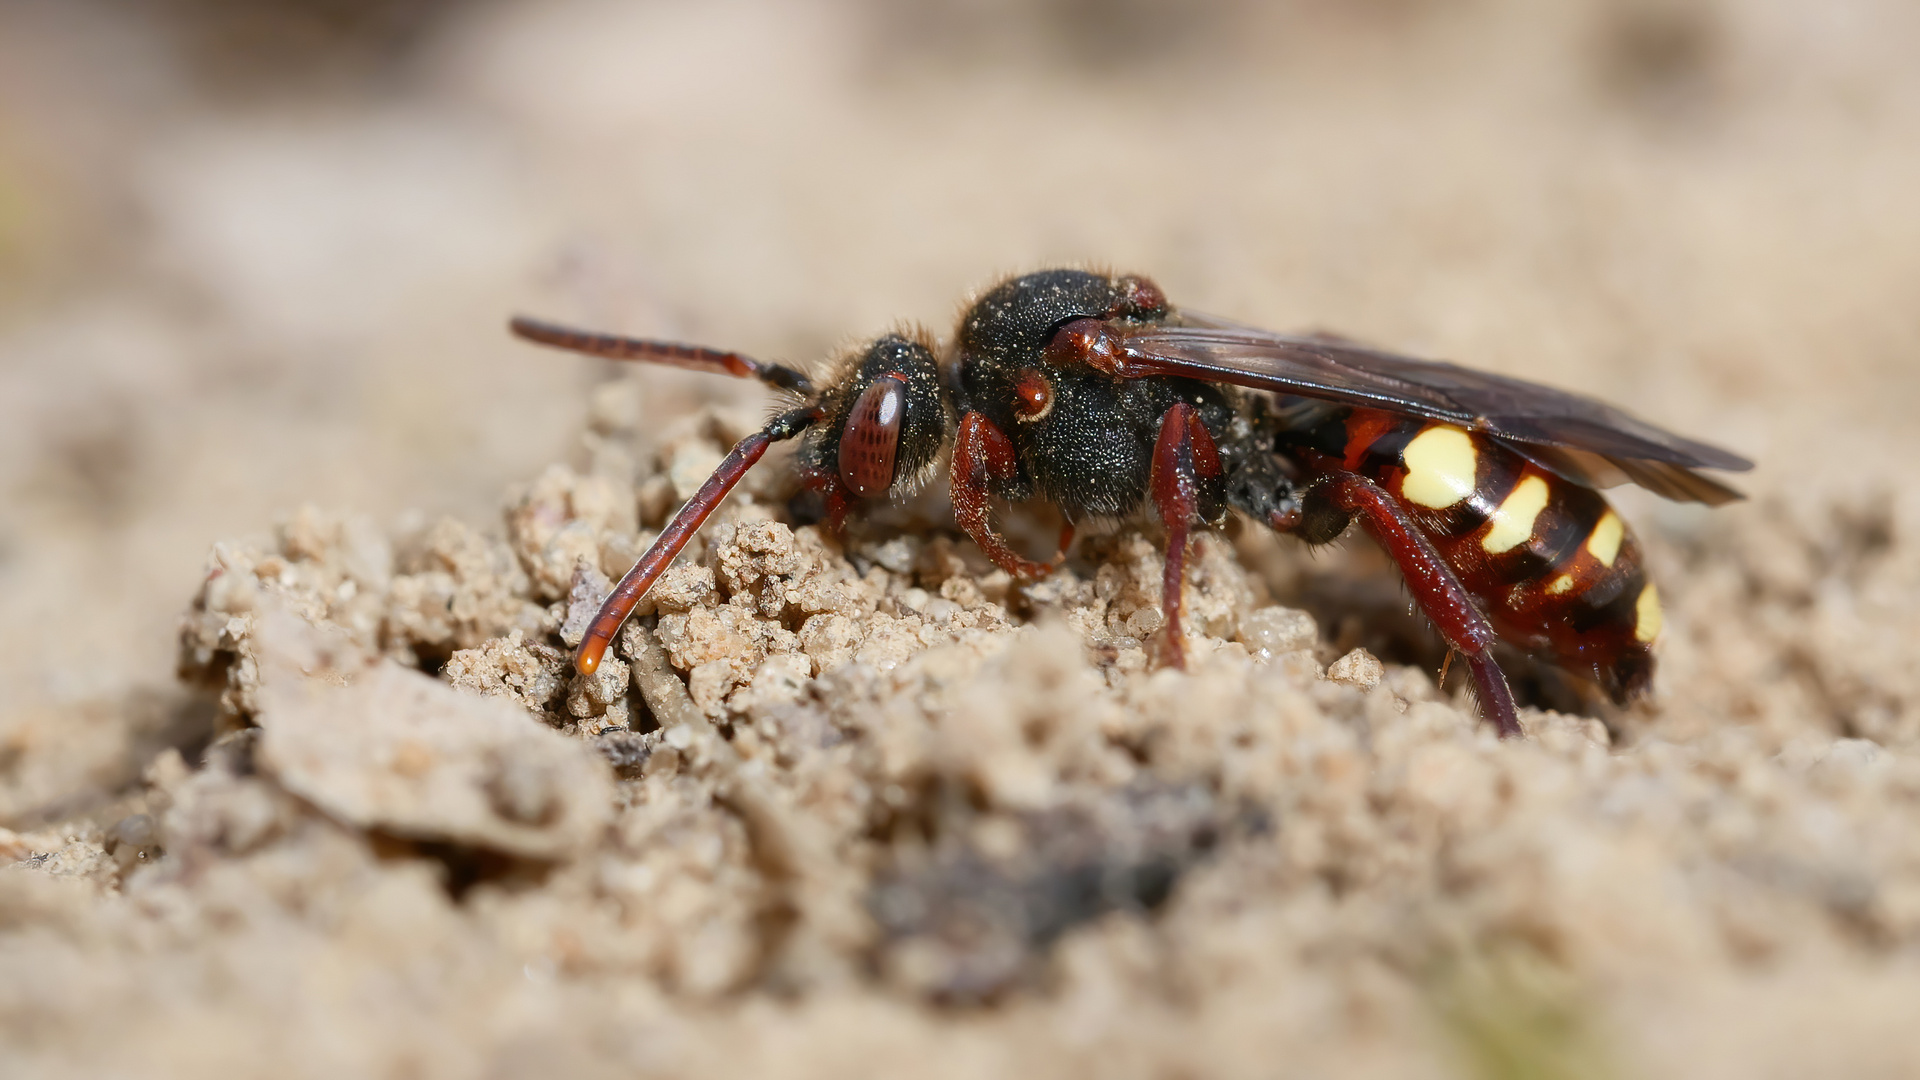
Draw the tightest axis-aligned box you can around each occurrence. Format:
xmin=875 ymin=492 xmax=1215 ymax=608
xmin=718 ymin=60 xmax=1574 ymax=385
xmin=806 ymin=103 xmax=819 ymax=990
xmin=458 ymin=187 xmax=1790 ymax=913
xmin=798 ymin=330 xmax=949 ymax=501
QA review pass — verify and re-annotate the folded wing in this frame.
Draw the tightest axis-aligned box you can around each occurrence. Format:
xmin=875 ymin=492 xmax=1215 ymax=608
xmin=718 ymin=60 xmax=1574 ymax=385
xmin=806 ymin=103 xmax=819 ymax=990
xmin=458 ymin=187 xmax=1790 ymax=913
xmin=1120 ymin=316 xmax=1752 ymax=505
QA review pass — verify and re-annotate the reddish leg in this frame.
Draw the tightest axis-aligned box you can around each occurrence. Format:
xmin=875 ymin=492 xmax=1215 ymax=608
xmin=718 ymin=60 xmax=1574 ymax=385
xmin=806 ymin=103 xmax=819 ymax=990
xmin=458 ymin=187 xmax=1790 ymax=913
xmin=951 ymin=411 xmax=1052 ymax=579
xmin=1148 ymin=403 xmax=1225 ymax=670
xmin=1278 ymin=471 xmax=1521 ymax=737
xmin=796 ymin=468 xmax=857 ymax=540
xmin=576 ymin=407 xmax=819 ymax=675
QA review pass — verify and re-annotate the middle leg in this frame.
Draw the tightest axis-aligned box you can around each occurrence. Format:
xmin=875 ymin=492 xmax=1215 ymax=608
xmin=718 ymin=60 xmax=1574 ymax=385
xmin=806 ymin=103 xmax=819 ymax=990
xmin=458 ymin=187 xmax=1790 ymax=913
xmin=1148 ymin=402 xmax=1226 ymax=669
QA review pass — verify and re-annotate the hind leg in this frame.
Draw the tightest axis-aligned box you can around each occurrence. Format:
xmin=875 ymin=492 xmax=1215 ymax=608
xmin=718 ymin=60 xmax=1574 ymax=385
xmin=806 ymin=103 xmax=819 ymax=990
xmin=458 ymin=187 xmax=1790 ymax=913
xmin=1273 ymin=471 xmax=1521 ymax=737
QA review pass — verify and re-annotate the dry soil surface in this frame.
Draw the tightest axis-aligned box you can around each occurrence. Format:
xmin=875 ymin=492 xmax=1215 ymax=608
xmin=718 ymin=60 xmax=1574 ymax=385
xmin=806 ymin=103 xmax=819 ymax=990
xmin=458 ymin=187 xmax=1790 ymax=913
xmin=3 ymin=2 xmax=1920 ymax=1078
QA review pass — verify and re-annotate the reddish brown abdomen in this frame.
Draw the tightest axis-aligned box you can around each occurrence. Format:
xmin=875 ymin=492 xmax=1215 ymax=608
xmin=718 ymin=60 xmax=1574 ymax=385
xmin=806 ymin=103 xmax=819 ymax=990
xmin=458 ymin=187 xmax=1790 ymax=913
xmin=1305 ymin=407 xmax=1662 ymax=702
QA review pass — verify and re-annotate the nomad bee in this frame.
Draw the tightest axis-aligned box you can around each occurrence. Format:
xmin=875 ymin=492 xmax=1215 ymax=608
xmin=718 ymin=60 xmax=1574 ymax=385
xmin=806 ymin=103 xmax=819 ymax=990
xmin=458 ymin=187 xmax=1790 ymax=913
xmin=512 ymin=269 xmax=1750 ymax=737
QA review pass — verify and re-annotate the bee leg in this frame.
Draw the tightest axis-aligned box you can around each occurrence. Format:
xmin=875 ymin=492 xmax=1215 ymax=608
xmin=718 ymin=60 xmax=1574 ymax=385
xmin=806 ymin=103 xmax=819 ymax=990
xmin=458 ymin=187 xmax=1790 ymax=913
xmin=1149 ymin=403 xmax=1226 ymax=670
xmin=795 ymin=468 xmax=856 ymax=541
xmin=951 ymin=411 xmax=1052 ymax=579
xmin=1285 ymin=471 xmax=1521 ymax=738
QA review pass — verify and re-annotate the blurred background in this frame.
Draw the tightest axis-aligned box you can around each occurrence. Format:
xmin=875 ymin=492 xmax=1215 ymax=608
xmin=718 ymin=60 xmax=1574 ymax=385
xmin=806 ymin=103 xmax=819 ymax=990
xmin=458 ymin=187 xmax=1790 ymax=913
xmin=2 ymin=0 xmax=1917 ymax=817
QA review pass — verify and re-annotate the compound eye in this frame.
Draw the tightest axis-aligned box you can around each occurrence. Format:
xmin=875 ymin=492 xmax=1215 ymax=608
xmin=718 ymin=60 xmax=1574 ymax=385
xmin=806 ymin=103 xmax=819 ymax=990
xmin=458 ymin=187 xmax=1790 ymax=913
xmin=838 ymin=375 xmax=906 ymax=499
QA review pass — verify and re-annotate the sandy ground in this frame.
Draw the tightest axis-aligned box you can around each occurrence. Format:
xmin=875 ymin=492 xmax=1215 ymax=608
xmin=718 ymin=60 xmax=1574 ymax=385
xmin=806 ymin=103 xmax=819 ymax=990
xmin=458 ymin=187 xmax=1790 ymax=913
xmin=3 ymin=1 xmax=1920 ymax=1077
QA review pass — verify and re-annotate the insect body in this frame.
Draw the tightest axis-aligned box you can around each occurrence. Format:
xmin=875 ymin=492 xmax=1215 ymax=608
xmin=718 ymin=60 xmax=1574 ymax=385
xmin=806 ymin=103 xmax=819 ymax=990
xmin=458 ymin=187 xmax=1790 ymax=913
xmin=512 ymin=269 xmax=1749 ymax=737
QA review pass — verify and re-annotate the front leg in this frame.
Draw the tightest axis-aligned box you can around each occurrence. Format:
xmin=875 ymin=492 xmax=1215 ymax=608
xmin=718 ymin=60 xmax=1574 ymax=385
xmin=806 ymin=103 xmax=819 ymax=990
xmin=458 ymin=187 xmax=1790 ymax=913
xmin=1273 ymin=471 xmax=1522 ymax=738
xmin=1149 ymin=402 xmax=1227 ymax=669
xmin=951 ymin=411 xmax=1053 ymax=579
xmin=794 ymin=467 xmax=856 ymax=540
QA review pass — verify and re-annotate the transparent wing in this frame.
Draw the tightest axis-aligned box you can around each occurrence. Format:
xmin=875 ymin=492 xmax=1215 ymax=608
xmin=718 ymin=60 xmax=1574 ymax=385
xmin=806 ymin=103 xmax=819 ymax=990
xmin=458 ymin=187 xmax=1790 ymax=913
xmin=1121 ymin=315 xmax=1752 ymax=504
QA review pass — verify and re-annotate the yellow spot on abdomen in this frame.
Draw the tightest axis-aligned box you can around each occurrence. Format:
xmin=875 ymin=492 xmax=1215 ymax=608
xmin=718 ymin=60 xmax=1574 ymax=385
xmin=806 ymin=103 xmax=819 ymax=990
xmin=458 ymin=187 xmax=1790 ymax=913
xmin=1634 ymin=583 xmax=1663 ymax=643
xmin=1400 ymin=425 xmax=1478 ymax=509
xmin=1587 ymin=510 xmax=1624 ymax=567
xmin=1547 ymin=573 xmax=1577 ymax=595
xmin=1481 ymin=474 xmax=1551 ymax=554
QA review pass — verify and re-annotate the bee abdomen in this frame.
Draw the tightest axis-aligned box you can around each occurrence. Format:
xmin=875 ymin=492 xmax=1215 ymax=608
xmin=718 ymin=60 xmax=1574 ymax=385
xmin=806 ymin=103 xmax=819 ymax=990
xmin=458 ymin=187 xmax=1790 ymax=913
xmin=1311 ymin=408 xmax=1664 ymax=703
